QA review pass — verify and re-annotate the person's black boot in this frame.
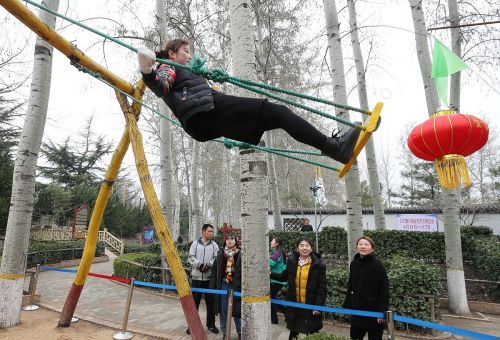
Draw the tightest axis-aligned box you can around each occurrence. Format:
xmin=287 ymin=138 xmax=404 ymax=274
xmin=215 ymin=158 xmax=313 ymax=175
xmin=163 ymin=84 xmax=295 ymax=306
xmin=322 ymin=123 xmax=361 ymax=163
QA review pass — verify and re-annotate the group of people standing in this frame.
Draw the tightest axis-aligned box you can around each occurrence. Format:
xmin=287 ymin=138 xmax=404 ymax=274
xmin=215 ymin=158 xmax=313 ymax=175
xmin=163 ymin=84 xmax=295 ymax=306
xmin=186 ymin=223 xmax=389 ymax=340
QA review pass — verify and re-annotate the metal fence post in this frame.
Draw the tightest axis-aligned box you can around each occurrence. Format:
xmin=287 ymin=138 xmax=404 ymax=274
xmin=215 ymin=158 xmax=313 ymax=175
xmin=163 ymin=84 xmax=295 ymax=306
xmin=225 ymin=289 xmax=234 ymax=340
xmin=113 ymin=278 xmax=135 ymax=340
xmin=386 ymin=310 xmax=396 ymax=340
xmin=429 ymin=297 xmax=436 ymax=336
xmin=23 ymin=264 xmax=40 ymax=311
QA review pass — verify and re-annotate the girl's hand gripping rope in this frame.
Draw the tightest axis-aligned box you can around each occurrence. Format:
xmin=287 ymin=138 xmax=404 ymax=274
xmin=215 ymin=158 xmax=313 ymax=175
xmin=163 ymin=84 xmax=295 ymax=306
xmin=138 ymin=47 xmax=156 ymax=74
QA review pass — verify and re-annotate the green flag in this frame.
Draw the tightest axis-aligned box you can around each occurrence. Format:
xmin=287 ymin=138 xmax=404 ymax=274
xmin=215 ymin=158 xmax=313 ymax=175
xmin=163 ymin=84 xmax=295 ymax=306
xmin=431 ymin=38 xmax=468 ymax=106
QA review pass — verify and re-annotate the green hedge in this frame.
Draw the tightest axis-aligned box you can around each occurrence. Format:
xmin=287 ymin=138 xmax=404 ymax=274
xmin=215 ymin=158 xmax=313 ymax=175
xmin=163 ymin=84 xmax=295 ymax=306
xmin=323 ymin=256 xmax=441 ymax=325
xmin=123 ymin=242 xmax=161 ymax=254
xmin=113 ymin=249 xmax=190 ymax=283
xmin=20 ymin=240 xmax=105 ymax=267
xmin=113 ymin=252 xmax=163 ymax=283
xmin=387 ymin=256 xmax=442 ymax=323
xmin=470 ymin=236 xmax=500 ymax=282
xmin=325 ymin=266 xmax=349 ymax=309
xmin=124 ymin=241 xmax=192 ymax=255
xmin=269 ymin=226 xmax=495 ymax=263
xmin=461 ymin=226 xmax=494 ymax=261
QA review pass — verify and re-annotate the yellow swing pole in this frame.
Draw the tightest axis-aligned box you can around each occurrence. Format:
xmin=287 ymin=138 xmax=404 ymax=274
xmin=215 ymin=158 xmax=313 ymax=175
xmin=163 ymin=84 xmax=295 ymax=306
xmin=0 ymin=0 xmax=134 ymax=96
xmin=0 ymin=0 xmax=206 ymax=337
xmin=119 ymin=92 xmax=207 ymax=338
xmin=58 ymin=82 xmax=144 ymax=327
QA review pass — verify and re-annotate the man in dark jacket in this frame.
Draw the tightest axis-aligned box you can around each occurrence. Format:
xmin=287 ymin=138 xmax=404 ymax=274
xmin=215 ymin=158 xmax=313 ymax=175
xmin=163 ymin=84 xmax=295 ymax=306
xmin=300 ymin=218 xmax=314 ymax=232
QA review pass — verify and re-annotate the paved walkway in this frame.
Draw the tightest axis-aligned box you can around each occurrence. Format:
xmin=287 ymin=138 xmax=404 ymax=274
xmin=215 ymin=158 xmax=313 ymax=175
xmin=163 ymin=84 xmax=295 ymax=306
xmin=27 ymin=251 xmax=500 ymax=340
xmin=27 ymin=251 xmax=294 ymax=339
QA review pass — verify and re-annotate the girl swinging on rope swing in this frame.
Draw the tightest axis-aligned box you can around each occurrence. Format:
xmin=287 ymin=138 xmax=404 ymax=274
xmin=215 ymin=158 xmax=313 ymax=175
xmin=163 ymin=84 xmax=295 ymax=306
xmin=138 ymin=39 xmax=360 ymax=163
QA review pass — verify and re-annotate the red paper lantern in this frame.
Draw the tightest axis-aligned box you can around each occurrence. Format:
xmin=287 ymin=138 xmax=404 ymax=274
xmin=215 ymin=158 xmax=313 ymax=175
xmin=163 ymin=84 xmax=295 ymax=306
xmin=407 ymin=110 xmax=489 ymax=188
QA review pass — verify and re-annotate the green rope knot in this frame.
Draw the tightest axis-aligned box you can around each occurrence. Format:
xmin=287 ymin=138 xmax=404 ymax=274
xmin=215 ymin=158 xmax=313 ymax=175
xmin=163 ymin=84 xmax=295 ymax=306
xmin=223 ymin=138 xmax=235 ymax=149
xmin=223 ymin=138 xmax=251 ymax=150
xmin=189 ymin=55 xmax=229 ymax=83
xmin=209 ymin=68 xmax=229 ymax=83
xmin=189 ymin=54 xmax=210 ymax=78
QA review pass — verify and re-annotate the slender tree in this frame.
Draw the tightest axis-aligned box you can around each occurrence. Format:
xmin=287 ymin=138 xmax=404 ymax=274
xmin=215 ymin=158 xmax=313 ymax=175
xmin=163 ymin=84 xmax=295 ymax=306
xmin=346 ymin=0 xmax=386 ymax=230
xmin=377 ymin=138 xmax=397 ymax=208
xmin=229 ymin=0 xmax=271 ymax=337
xmin=0 ymin=0 xmax=60 ymax=327
xmin=409 ymin=0 xmax=470 ymax=315
xmin=323 ymin=0 xmax=364 ymax=261
xmin=156 ymin=0 xmax=178 ymax=240
xmin=254 ymin=1 xmax=282 ymax=230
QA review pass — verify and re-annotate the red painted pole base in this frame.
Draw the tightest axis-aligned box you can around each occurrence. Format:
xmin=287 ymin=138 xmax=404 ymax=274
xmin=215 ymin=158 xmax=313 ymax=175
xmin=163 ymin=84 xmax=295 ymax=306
xmin=180 ymin=294 xmax=208 ymax=340
xmin=58 ymin=283 xmax=84 ymax=327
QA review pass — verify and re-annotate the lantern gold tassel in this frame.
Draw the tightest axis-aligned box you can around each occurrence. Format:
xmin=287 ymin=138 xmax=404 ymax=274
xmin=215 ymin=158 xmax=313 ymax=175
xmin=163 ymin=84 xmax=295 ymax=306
xmin=434 ymin=154 xmax=471 ymax=189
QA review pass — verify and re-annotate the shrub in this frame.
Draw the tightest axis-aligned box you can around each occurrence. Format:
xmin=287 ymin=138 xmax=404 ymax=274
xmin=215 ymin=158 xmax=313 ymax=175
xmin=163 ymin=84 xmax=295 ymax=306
xmin=113 ymin=252 xmax=163 ymax=283
xmin=123 ymin=241 xmax=162 ymax=254
xmin=269 ymin=225 xmax=496 ymax=266
xmin=325 ymin=266 xmax=349 ymax=310
xmin=318 ymin=228 xmax=347 ymax=259
xmin=123 ymin=242 xmax=148 ymax=254
xmin=23 ymin=240 xmax=105 ymax=267
xmin=387 ymin=255 xmax=442 ymax=325
xmin=470 ymin=236 xmax=500 ymax=282
xmin=322 ymin=256 xmax=441 ymax=326
xmin=461 ymin=226 xmax=493 ymax=261
xmin=114 ymin=249 xmax=191 ymax=283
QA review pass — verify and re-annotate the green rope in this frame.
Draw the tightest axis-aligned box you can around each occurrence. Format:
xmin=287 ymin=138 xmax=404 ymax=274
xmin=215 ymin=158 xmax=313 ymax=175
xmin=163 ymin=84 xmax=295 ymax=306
xmin=219 ymin=139 xmax=340 ymax=172
xmin=23 ymin=0 xmax=370 ymax=128
xmin=153 ymin=56 xmax=362 ymax=128
xmin=186 ymin=55 xmax=369 ymax=116
xmin=72 ymin=61 xmax=339 ymax=172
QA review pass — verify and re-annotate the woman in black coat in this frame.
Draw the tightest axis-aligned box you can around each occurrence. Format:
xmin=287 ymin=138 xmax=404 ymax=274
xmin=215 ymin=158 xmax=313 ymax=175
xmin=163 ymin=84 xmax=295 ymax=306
xmin=343 ymin=236 xmax=389 ymax=340
xmin=271 ymin=237 xmax=327 ymax=340
xmin=209 ymin=232 xmax=242 ymax=339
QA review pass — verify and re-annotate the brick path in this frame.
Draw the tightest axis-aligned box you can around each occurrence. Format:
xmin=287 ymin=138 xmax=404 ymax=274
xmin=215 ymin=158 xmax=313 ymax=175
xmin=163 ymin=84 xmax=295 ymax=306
xmin=28 ymin=251 xmax=294 ymax=339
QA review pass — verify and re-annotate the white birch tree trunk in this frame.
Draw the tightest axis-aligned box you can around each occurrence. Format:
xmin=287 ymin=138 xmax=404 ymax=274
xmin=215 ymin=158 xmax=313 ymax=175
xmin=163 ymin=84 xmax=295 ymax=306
xmin=156 ymin=0 xmax=178 ymax=241
xmin=191 ymin=142 xmax=201 ymax=239
xmin=233 ymin=156 xmax=242 ymax=227
xmin=181 ymin=137 xmax=193 ymax=240
xmin=255 ymin=8 xmax=282 ymax=230
xmin=0 ymin=0 xmax=60 ymax=327
xmin=229 ymin=0 xmax=271 ymax=338
xmin=323 ymin=0 xmax=363 ymax=261
xmin=265 ymin=132 xmax=282 ymax=230
xmin=174 ymin=166 xmax=182 ymax=238
xmin=409 ymin=0 xmax=470 ymax=315
xmin=222 ymin=149 xmax=230 ymax=222
xmin=156 ymin=0 xmax=175 ymax=293
xmin=448 ymin=0 xmax=461 ymax=111
xmin=347 ymin=0 xmax=386 ymax=230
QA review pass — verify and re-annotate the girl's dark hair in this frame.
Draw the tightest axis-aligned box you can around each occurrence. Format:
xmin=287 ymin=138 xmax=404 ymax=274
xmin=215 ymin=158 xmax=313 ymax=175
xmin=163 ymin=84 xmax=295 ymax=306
xmin=272 ymin=237 xmax=285 ymax=255
xmin=225 ymin=232 xmax=240 ymax=248
xmin=295 ymin=237 xmax=313 ymax=249
xmin=156 ymin=38 xmax=189 ymax=60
